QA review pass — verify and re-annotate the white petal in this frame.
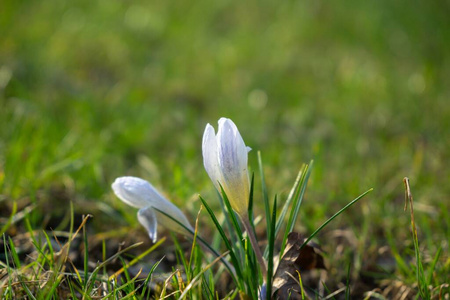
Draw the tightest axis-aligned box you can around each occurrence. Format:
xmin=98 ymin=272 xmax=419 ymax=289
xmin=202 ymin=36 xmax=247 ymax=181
xmin=152 ymin=196 xmax=194 ymax=234
xmin=137 ymin=206 xmax=158 ymax=243
xmin=153 ymin=207 xmax=194 ymax=236
xmin=216 ymin=118 xmax=250 ymax=214
xmin=113 ymin=176 xmax=194 ymax=241
xmin=202 ymin=123 xmax=222 ymax=190
xmin=217 ymin=118 xmax=248 ymax=174
xmin=112 ymin=176 xmax=167 ymax=209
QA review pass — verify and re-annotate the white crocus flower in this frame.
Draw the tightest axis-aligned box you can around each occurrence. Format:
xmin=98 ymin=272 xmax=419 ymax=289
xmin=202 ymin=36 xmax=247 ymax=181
xmin=202 ymin=118 xmax=251 ymax=216
xmin=112 ymin=176 xmax=193 ymax=243
xmin=203 ymin=118 xmax=268 ymax=276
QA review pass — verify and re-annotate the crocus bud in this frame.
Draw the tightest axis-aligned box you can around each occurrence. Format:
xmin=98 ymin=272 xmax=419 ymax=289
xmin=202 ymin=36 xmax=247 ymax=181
xmin=202 ymin=118 xmax=251 ymax=215
xmin=112 ymin=176 xmax=193 ymax=242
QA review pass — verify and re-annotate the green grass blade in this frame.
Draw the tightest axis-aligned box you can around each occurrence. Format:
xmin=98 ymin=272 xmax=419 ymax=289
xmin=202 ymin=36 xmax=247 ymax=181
xmin=3 ymin=234 xmax=14 ymax=299
xmin=345 ymin=263 xmax=351 ymax=300
xmin=275 ymin=163 xmax=306 ymax=238
xmin=258 ymin=151 xmax=271 ymax=236
xmin=97 ymin=241 xmax=144 ymax=281
xmin=44 ymin=275 xmax=63 ymax=300
xmin=427 ymin=247 xmax=442 ymax=287
xmin=20 ymin=282 xmax=37 ymax=300
xmin=219 ymin=184 xmax=244 ymax=247
xmin=219 ymin=184 xmax=247 ymax=268
xmin=67 ymin=280 xmax=78 ymax=300
xmin=140 ymin=257 xmax=164 ymax=298
xmin=171 ymin=232 xmax=191 ymax=282
xmin=83 ymin=215 xmax=89 ymax=288
xmin=178 ymin=250 xmax=231 ymax=299
xmin=279 ymin=162 xmax=313 ymax=256
xmin=69 ymin=201 xmax=74 ymax=245
xmin=215 ymin=190 xmax=240 ymax=250
xmin=41 ymin=231 xmax=55 ymax=269
xmin=8 ymin=237 xmax=21 ymax=269
xmin=263 ymin=166 xmax=303 ymax=259
xmin=266 ymin=195 xmax=277 ymax=300
xmin=5 ymin=238 xmax=36 ymax=299
xmin=285 ymin=161 xmax=313 ymax=234
xmin=403 ymin=178 xmax=430 ymax=299
xmin=201 ymin=275 xmax=215 ymax=299
xmin=199 ymin=196 xmax=244 ymax=289
xmin=152 ymin=206 xmax=239 ymax=285
xmin=248 ymin=172 xmax=255 ymax=220
xmin=300 ymin=188 xmax=373 ymax=250
xmin=243 ymin=238 xmax=258 ymax=299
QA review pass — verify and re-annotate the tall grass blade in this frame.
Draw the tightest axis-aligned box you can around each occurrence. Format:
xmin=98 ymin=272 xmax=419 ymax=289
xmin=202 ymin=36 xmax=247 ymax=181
xmin=8 ymin=237 xmax=21 ymax=269
xmin=82 ymin=215 xmax=89 ymax=288
xmin=263 ymin=166 xmax=303 ymax=259
xmin=187 ymin=206 xmax=203 ymax=283
xmin=153 ymin=206 xmax=239 ymax=285
xmin=285 ymin=161 xmax=313 ymax=234
xmin=219 ymin=183 xmax=247 ymax=269
xmin=279 ymin=161 xmax=313 ymax=256
xmin=44 ymin=274 xmax=63 ymax=300
xmin=300 ymin=188 xmax=373 ymax=251
xmin=427 ymin=247 xmax=441 ymax=287
xmin=258 ymin=151 xmax=271 ymax=236
xmin=215 ymin=190 xmax=240 ymax=251
xmin=266 ymin=196 xmax=277 ymax=300
xmin=275 ymin=166 xmax=304 ymax=238
xmin=192 ymin=198 xmax=243 ymax=287
xmin=140 ymin=256 xmax=164 ymax=298
xmin=345 ymin=263 xmax=351 ymax=300
xmin=403 ymin=177 xmax=430 ymax=299
xmin=178 ymin=250 xmax=230 ymax=299
xmin=248 ymin=172 xmax=255 ymax=221
xmin=219 ymin=184 xmax=244 ymax=248
xmin=42 ymin=231 xmax=55 ymax=269
xmin=2 ymin=235 xmax=13 ymax=299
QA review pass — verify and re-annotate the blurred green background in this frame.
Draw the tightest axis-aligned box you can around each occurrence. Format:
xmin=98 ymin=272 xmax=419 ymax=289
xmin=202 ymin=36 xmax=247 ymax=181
xmin=0 ymin=0 xmax=449 ymax=290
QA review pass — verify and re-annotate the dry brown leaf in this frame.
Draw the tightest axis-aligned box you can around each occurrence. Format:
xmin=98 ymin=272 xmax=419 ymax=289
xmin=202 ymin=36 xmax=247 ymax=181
xmin=272 ymin=232 xmax=326 ymax=299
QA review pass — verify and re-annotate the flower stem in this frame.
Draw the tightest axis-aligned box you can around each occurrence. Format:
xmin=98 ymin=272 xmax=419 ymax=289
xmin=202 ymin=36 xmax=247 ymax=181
xmin=241 ymin=215 xmax=267 ymax=278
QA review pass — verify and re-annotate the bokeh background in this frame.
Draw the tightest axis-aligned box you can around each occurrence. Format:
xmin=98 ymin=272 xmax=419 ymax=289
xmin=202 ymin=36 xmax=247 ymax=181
xmin=1 ymin=0 xmax=449 ymax=295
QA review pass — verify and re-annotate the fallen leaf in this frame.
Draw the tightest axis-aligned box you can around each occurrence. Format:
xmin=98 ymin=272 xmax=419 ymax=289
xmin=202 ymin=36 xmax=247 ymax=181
xmin=272 ymin=232 xmax=326 ymax=299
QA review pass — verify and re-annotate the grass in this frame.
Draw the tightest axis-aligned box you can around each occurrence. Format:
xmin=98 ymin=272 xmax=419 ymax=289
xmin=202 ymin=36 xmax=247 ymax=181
xmin=1 ymin=0 xmax=449 ymax=298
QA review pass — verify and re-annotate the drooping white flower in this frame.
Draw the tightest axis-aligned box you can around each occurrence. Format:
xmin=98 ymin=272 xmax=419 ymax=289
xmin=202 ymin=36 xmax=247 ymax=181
xmin=202 ymin=118 xmax=251 ymax=215
xmin=112 ymin=176 xmax=193 ymax=243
